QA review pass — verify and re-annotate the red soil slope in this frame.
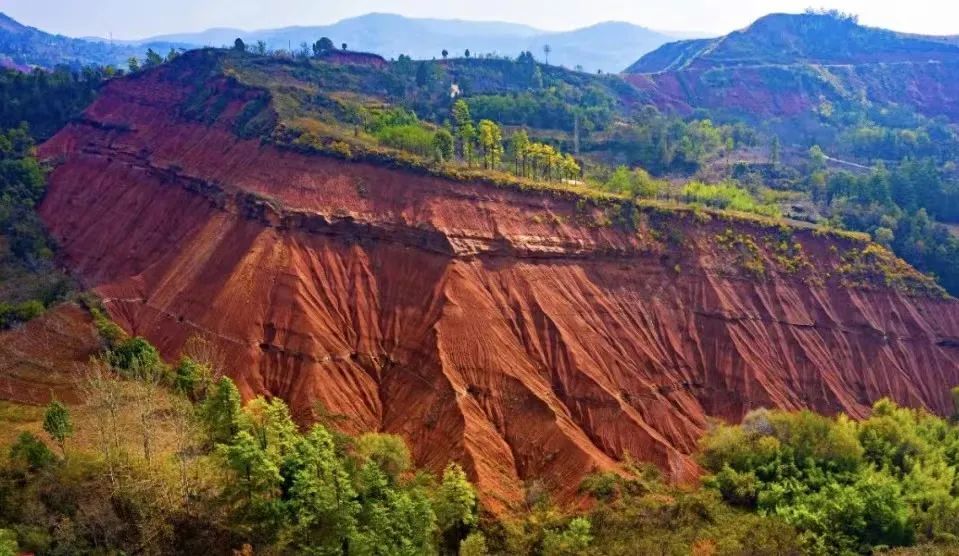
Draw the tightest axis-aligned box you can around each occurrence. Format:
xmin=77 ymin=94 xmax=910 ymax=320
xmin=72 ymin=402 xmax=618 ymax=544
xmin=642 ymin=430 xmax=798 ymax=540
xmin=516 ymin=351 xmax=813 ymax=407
xmin=0 ymin=303 xmax=100 ymax=405
xmin=37 ymin=62 xmax=959 ymax=510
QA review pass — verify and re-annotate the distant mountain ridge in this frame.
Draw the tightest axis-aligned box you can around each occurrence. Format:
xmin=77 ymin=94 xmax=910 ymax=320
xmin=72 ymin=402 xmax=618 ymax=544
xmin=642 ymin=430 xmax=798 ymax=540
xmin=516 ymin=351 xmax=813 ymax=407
xmin=129 ymin=12 xmax=683 ymax=73
xmin=0 ymin=12 xmax=186 ymax=69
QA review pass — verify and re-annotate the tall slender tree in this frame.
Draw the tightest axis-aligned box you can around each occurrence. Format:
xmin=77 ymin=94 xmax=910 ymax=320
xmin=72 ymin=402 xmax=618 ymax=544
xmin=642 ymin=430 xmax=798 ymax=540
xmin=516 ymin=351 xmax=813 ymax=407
xmin=509 ymin=130 xmax=530 ymax=177
xmin=43 ymin=400 xmax=73 ymax=457
xmin=477 ymin=120 xmax=504 ymax=169
xmin=451 ymin=100 xmax=476 ymax=164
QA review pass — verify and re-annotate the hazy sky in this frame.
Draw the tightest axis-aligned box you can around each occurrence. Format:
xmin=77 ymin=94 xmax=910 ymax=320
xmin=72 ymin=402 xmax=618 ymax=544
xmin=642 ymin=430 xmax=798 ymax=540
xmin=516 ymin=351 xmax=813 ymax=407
xmin=4 ymin=0 xmax=959 ymax=39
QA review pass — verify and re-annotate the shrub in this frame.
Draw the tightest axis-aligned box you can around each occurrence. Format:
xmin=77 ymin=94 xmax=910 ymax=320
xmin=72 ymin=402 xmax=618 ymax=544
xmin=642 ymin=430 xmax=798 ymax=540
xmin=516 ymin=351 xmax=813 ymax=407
xmin=681 ymin=181 xmax=781 ymax=217
xmin=88 ymin=306 xmax=126 ymax=348
xmin=374 ymin=123 xmax=435 ymax=157
xmin=542 ymin=517 xmax=592 ymax=556
xmin=109 ymin=336 xmax=162 ymax=376
xmin=9 ymin=432 xmax=56 ymax=470
xmin=0 ymin=300 xmax=44 ymax=329
xmin=580 ymin=471 xmax=621 ymax=502
xmin=459 ymin=531 xmax=489 ymax=556
xmin=0 ymin=529 xmax=17 ymax=556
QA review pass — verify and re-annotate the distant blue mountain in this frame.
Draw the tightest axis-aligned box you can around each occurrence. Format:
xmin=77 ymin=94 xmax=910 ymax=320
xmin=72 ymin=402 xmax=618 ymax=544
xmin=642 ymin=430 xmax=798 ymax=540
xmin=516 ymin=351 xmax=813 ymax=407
xmin=0 ymin=12 xmax=187 ymax=70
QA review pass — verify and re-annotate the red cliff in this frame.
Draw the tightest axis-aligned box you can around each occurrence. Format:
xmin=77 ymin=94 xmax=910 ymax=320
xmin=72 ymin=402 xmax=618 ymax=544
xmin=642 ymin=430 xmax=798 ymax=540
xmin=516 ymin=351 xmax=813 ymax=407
xmin=37 ymin=59 xmax=959 ymax=511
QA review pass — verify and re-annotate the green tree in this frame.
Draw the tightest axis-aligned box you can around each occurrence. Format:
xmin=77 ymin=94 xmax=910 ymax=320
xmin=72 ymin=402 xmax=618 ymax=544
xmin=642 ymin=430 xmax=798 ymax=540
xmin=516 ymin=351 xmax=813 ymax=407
xmin=144 ymin=48 xmax=163 ymax=68
xmin=255 ymin=40 xmax=267 ymax=55
xmin=451 ymin=100 xmax=476 ymax=165
xmin=509 ymin=130 xmax=530 ymax=176
xmin=415 ymin=62 xmax=431 ymax=88
xmin=532 ymin=65 xmax=544 ymax=89
xmin=461 ymin=123 xmax=476 ymax=166
xmin=200 ymin=376 xmax=242 ymax=444
xmin=219 ymin=430 xmax=285 ymax=536
xmin=561 ymin=153 xmax=581 ymax=180
xmin=543 ymin=44 xmax=552 ymax=65
xmin=451 ymin=99 xmax=472 ymax=131
xmin=442 ymin=49 xmax=449 ymax=59
xmin=127 ymin=56 xmax=140 ymax=72
xmin=313 ymin=37 xmax=335 ymax=57
xmin=809 ymin=144 xmax=827 ymax=170
xmin=632 ymin=168 xmax=661 ymax=198
xmin=238 ymin=397 xmax=299 ymax=456
xmin=434 ymin=463 xmax=478 ymax=552
xmin=351 ymin=460 xmax=436 ymax=555
xmin=605 ymin=166 xmax=632 ymax=193
xmin=432 ymin=128 xmax=454 ymax=162
xmin=874 ymin=226 xmax=895 ymax=246
xmin=234 ymin=38 xmax=246 ymax=52
xmin=42 ymin=400 xmax=73 ymax=457
xmin=287 ymin=425 xmax=360 ymax=551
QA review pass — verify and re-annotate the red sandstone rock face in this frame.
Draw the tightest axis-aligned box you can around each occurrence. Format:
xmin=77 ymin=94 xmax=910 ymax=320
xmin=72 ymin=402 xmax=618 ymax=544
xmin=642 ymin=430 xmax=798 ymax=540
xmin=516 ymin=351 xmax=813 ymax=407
xmin=38 ymin=64 xmax=959 ymax=510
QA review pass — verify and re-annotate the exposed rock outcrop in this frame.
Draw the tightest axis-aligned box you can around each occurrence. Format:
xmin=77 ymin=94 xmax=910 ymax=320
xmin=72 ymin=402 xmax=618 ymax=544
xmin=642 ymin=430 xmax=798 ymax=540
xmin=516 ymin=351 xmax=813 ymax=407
xmin=38 ymin=58 xmax=959 ymax=510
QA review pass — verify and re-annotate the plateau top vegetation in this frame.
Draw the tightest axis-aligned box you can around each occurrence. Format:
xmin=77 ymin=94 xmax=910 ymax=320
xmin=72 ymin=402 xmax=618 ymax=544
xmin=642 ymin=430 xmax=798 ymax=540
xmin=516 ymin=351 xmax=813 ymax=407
xmin=144 ymin=27 xmax=959 ymax=297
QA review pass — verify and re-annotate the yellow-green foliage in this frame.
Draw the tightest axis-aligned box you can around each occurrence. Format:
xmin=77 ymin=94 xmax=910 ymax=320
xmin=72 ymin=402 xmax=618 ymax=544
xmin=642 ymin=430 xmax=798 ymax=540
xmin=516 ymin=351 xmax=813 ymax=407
xmin=699 ymin=400 xmax=959 ymax=554
xmin=716 ymin=228 xmax=766 ymax=278
xmin=495 ymin=460 xmax=805 ymax=555
xmin=769 ymin=231 xmax=814 ymax=276
xmin=837 ymin=244 xmax=946 ymax=297
xmin=0 ymin=315 xmax=482 ymax=556
xmin=279 ymin=120 xmax=628 ymax=205
xmin=682 ymin=181 xmax=781 ymax=218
